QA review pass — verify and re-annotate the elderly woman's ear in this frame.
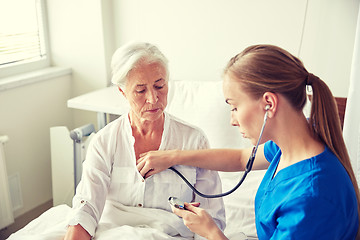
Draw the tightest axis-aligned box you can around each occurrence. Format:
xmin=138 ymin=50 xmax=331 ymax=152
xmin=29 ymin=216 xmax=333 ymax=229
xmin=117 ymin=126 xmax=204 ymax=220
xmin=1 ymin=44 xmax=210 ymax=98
xmin=118 ymin=86 xmax=126 ymax=98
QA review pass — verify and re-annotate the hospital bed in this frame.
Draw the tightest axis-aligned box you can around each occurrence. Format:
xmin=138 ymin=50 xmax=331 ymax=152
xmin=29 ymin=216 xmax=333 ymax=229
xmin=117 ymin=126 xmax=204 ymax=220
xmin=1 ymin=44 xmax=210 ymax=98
xmin=8 ymin=80 xmax=315 ymax=240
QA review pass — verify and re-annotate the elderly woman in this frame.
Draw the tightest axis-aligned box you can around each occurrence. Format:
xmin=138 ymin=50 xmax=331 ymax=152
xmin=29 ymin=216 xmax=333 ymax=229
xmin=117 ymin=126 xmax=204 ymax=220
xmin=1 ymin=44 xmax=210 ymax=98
xmin=64 ymin=42 xmax=225 ymax=240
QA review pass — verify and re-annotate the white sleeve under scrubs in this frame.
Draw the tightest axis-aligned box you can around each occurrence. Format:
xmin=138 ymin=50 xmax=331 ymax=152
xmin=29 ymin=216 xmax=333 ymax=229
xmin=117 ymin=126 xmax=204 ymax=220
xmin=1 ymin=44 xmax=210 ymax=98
xmin=255 ymin=140 xmax=359 ymax=240
xmin=67 ymin=111 xmax=226 ymax=237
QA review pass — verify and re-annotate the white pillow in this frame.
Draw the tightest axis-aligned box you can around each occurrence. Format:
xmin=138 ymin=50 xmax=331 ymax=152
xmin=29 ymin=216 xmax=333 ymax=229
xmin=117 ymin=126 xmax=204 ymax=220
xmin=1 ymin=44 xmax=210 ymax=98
xmin=166 ymin=80 xmax=252 ymax=149
xmin=220 ymin=170 xmax=265 ymax=239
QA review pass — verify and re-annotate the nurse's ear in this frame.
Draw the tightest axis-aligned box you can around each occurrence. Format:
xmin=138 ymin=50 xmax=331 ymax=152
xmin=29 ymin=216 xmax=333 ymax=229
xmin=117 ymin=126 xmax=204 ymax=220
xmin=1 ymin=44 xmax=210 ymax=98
xmin=262 ymin=92 xmax=278 ymax=118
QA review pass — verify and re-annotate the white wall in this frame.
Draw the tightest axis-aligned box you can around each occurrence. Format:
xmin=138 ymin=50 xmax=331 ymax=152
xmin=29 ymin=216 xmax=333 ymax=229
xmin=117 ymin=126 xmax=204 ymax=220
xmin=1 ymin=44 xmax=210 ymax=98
xmin=0 ymin=74 xmax=72 ymax=217
xmin=112 ymin=0 xmax=359 ymax=97
xmin=0 ymin=0 xmax=114 ymax=218
xmin=113 ymin=0 xmax=307 ymax=82
xmin=46 ymin=0 xmax=113 ymax=128
xmin=300 ymin=0 xmax=360 ymax=97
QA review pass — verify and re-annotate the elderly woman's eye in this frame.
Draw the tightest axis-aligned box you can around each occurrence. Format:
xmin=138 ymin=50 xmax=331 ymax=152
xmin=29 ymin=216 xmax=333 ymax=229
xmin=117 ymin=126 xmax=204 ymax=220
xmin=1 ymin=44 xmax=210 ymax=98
xmin=136 ymin=89 xmax=146 ymax=93
xmin=154 ymin=85 xmax=164 ymax=90
xmin=231 ymin=108 xmax=237 ymax=112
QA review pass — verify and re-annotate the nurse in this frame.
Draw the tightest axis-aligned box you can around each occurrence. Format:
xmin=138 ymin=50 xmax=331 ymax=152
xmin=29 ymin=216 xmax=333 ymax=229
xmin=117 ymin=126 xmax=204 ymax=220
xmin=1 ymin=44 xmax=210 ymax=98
xmin=137 ymin=44 xmax=360 ymax=239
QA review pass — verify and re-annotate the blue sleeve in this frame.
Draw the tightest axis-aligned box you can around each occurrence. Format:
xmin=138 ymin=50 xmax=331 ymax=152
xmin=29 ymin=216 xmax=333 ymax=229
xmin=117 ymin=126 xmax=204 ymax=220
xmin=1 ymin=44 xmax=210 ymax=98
xmin=263 ymin=141 xmax=281 ymax=163
xmin=270 ymin=196 xmax=356 ymax=240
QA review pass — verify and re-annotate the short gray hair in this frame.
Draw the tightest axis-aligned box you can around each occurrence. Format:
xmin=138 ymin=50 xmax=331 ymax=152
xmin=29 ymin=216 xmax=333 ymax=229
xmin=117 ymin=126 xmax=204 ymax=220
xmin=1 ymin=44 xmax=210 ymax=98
xmin=111 ymin=42 xmax=169 ymax=88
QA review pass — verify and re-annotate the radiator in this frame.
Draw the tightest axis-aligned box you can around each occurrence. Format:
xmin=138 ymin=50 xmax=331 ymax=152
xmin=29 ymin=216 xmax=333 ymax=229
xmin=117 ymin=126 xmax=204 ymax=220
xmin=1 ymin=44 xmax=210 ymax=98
xmin=50 ymin=124 xmax=95 ymax=207
xmin=0 ymin=135 xmax=14 ymax=230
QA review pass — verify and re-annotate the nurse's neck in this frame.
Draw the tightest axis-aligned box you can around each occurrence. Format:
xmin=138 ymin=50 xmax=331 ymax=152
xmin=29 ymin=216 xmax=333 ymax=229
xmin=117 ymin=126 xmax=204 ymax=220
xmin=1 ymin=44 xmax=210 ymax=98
xmin=272 ymin=102 xmax=324 ymax=170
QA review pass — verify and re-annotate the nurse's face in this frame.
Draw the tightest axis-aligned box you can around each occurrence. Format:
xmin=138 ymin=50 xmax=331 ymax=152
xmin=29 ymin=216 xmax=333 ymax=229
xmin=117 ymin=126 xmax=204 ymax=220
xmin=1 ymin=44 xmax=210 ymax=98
xmin=223 ymin=73 xmax=265 ymax=145
xmin=123 ymin=61 xmax=168 ymax=123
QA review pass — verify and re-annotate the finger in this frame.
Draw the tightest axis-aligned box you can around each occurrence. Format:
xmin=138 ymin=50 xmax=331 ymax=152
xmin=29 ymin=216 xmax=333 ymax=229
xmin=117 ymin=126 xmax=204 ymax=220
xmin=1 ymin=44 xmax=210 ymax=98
xmin=183 ymin=202 xmax=201 ymax=214
xmin=144 ymin=168 xmax=155 ymax=179
xmin=136 ymin=159 xmax=145 ymax=170
xmin=140 ymin=167 xmax=152 ymax=178
xmin=172 ymin=205 xmax=189 ymax=218
xmin=139 ymin=151 xmax=149 ymax=158
xmin=136 ymin=155 xmax=145 ymax=164
xmin=136 ymin=161 xmax=146 ymax=176
xmin=189 ymin=202 xmax=200 ymax=207
xmin=138 ymin=163 xmax=154 ymax=178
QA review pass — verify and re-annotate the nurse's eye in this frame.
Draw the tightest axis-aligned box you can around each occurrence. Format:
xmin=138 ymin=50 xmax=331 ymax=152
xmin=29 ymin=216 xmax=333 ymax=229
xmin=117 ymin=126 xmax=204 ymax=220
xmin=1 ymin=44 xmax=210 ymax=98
xmin=231 ymin=108 xmax=237 ymax=112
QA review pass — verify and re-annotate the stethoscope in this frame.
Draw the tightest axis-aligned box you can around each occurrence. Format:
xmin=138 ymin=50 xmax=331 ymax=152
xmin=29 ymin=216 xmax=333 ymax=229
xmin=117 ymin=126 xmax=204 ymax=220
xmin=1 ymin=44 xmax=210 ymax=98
xmin=169 ymin=105 xmax=270 ymax=198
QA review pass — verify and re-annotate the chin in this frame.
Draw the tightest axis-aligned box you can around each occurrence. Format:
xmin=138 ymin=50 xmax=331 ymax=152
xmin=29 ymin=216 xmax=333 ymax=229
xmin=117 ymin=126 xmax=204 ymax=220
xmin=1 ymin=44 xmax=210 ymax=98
xmin=143 ymin=110 xmax=164 ymax=121
xmin=250 ymin=139 xmax=257 ymax=146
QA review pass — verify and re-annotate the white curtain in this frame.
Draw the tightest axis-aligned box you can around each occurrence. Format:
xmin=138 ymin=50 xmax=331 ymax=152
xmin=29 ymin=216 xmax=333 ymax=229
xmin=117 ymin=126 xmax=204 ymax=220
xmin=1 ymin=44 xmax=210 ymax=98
xmin=343 ymin=3 xmax=360 ymax=185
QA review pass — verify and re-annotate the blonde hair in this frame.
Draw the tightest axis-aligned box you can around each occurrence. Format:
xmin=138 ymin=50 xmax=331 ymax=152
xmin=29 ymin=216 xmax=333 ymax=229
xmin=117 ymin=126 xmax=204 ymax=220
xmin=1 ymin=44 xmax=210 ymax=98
xmin=225 ymin=44 xmax=360 ymax=234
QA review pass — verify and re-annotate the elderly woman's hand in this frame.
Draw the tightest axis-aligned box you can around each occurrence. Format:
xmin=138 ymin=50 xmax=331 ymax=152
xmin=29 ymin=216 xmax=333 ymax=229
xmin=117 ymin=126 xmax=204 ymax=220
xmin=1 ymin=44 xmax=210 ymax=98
xmin=173 ymin=203 xmax=228 ymax=240
xmin=64 ymin=224 xmax=91 ymax=240
xmin=136 ymin=149 xmax=179 ymax=178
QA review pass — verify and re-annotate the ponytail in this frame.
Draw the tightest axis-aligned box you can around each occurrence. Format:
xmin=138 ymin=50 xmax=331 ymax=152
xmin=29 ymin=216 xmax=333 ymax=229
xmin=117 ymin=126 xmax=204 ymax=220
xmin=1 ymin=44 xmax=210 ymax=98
xmin=308 ymin=73 xmax=360 ymax=237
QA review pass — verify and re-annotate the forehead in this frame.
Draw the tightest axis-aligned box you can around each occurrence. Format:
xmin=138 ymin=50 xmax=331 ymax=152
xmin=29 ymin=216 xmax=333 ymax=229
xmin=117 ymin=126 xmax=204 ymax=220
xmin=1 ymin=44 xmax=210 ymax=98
xmin=127 ymin=62 xmax=167 ymax=85
xmin=223 ymin=74 xmax=249 ymax=102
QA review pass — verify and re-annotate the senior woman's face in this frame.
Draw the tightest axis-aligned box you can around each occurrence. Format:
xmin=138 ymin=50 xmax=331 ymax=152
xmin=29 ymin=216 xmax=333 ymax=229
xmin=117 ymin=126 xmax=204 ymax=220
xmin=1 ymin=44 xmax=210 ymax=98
xmin=123 ymin=62 xmax=168 ymax=122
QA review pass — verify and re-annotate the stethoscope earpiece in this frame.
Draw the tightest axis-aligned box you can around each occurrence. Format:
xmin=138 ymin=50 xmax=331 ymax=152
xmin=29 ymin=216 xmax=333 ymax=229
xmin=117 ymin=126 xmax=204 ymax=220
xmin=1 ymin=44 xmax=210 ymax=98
xmin=265 ymin=105 xmax=270 ymax=111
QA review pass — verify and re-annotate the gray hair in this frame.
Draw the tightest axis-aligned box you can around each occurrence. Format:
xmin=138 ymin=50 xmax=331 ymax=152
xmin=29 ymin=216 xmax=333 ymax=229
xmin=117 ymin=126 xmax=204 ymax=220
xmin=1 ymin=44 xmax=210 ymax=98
xmin=111 ymin=42 xmax=169 ymax=88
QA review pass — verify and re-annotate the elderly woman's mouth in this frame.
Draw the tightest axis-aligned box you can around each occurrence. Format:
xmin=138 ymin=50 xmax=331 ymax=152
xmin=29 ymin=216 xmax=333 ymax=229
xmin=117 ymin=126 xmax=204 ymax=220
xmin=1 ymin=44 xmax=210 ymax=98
xmin=146 ymin=108 xmax=160 ymax=113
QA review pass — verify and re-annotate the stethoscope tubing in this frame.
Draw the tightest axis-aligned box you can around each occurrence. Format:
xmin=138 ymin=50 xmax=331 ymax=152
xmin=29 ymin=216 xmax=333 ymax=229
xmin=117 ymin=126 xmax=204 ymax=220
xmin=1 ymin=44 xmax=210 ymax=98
xmin=169 ymin=110 xmax=269 ymax=198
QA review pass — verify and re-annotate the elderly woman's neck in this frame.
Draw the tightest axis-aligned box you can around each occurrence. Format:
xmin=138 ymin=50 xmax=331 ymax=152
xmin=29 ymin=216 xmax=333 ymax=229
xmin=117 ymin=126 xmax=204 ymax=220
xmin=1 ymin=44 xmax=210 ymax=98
xmin=129 ymin=112 xmax=165 ymax=137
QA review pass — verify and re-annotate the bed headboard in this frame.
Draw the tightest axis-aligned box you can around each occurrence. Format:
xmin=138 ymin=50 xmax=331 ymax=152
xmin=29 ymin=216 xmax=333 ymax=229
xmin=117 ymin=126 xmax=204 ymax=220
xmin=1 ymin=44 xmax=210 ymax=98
xmin=308 ymin=95 xmax=347 ymax=129
xmin=335 ymin=97 xmax=347 ymax=129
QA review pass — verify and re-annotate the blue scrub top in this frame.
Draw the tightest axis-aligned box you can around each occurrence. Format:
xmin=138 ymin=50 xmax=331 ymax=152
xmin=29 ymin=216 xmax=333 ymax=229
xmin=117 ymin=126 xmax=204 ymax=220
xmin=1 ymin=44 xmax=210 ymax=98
xmin=255 ymin=141 xmax=359 ymax=240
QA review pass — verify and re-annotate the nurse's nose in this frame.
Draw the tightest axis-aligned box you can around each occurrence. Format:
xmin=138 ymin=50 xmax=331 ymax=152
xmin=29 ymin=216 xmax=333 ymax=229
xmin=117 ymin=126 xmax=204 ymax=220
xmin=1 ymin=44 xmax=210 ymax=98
xmin=146 ymin=89 xmax=158 ymax=104
xmin=230 ymin=112 xmax=239 ymax=127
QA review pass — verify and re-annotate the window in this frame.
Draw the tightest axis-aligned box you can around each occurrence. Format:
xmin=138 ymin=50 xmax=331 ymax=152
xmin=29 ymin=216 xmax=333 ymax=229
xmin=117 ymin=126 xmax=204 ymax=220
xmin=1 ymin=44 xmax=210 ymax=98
xmin=0 ymin=0 xmax=49 ymax=78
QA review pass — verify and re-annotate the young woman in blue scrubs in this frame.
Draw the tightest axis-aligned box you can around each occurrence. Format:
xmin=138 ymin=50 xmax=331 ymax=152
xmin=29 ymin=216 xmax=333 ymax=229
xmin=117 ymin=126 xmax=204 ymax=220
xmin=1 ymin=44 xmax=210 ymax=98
xmin=137 ymin=44 xmax=360 ymax=239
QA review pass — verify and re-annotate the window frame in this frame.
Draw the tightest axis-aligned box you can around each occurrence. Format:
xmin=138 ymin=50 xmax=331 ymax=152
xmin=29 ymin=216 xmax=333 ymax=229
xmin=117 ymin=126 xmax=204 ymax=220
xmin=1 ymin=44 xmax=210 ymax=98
xmin=0 ymin=0 xmax=51 ymax=79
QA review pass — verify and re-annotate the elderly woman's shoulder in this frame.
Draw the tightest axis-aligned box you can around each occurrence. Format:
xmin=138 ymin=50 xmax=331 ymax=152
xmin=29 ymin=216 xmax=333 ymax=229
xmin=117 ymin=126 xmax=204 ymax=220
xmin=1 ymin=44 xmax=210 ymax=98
xmin=166 ymin=112 xmax=207 ymax=138
xmin=92 ymin=114 xmax=129 ymax=141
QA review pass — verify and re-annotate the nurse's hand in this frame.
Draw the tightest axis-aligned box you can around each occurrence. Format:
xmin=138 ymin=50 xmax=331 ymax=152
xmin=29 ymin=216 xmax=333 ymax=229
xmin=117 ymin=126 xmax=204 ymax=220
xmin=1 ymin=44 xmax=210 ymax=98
xmin=137 ymin=149 xmax=179 ymax=178
xmin=173 ymin=202 xmax=228 ymax=240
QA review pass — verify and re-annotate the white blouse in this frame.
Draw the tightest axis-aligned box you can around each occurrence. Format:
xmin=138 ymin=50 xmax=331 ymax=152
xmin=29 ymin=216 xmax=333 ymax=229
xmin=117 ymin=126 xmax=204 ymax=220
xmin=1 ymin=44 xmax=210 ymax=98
xmin=68 ymin=112 xmax=226 ymax=237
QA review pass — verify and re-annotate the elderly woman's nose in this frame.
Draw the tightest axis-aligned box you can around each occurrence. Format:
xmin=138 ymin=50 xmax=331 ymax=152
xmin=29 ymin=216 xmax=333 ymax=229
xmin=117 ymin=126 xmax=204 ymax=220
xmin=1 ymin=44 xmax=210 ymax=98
xmin=146 ymin=89 xmax=158 ymax=103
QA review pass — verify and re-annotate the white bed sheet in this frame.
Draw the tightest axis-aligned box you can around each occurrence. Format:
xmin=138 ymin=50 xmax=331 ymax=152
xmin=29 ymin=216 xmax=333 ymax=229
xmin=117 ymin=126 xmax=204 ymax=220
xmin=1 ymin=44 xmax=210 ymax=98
xmin=8 ymin=201 xmax=193 ymax=240
xmin=8 ymin=170 xmax=264 ymax=240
